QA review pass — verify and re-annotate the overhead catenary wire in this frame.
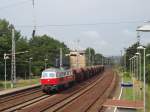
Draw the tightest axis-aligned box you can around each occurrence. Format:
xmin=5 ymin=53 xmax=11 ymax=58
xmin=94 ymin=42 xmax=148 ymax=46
xmin=0 ymin=20 xmax=149 ymax=35
xmin=0 ymin=0 xmax=31 ymax=11
xmin=14 ymin=20 xmax=149 ymax=28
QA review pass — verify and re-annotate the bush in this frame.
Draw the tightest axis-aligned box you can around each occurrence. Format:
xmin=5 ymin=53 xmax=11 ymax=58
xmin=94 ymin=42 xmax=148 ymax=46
xmin=0 ymin=82 xmax=3 ymax=88
xmin=123 ymin=72 xmax=130 ymax=78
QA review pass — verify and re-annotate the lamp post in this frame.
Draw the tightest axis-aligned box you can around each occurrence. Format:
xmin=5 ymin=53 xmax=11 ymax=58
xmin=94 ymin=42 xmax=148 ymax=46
xmin=133 ymin=56 xmax=136 ymax=78
xmin=129 ymin=58 xmax=132 ymax=77
xmin=136 ymin=52 xmax=141 ymax=81
xmin=130 ymin=56 xmax=136 ymax=101
xmin=124 ymin=48 xmax=127 ymax=72
xmin=29 ymin=57 xmax=33 ymax=79
xmin=129 ymin=57 xmax=133 ymax=77
xmin=135 ymin=55 xmax=139 ymax=80
xmin=136 ymin=52 xmax=142 ymax=97
xmin=4 ymin=53 xmax=9 ymax=89
xmin=3 ymin=50 xmax=29 ymax=88
xmin=130 ymin=57 xmax=134 ymax=77
xmin=137 ymin=45 xmax=146 ymax=112
xmin=137 ymin=24 xmax=150 ymax=112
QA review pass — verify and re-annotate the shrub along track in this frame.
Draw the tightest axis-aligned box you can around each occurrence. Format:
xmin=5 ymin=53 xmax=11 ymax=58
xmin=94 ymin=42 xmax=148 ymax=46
xmin=17 ymin=69 xmax=117 ymax=112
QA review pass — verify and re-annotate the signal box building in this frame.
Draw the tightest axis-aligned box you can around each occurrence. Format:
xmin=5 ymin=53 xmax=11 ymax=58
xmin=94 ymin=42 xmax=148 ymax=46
xmin=69 ymin=50 xmax=86 ymax=68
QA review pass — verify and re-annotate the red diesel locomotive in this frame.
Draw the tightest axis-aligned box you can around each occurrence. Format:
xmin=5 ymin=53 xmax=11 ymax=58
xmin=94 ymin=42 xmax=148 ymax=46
xmin=40 ymin=65 xmax=104 ymax=93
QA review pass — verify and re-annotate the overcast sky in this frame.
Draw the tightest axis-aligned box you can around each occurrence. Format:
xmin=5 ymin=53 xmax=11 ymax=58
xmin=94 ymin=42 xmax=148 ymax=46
xmin=0 ymin=0 xmax=150 ymax=56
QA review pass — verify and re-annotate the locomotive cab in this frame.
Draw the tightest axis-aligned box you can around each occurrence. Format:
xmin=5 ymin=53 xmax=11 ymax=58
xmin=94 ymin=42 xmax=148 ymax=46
xmin=40 ymin=68 xmax=74 ymax=92
xmin=41 ymin=71 xmax=57 ymax=85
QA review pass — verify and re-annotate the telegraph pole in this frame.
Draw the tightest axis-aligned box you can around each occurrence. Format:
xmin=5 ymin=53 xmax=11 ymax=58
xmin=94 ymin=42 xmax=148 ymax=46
xmin=11 ymin=28 xmax=16 ymax=88
xmin=60 ymin=48 xmax=62 ymax=68
xmin=88 ymin=48 xmax=91 ymax=66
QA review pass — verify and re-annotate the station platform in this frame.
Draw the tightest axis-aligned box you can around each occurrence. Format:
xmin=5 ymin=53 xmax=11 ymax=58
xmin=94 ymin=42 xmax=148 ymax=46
xmin=103 ymin=99 xmax=143 ymax=110
xmin=0 ymin=84 xmax=40 ymax=96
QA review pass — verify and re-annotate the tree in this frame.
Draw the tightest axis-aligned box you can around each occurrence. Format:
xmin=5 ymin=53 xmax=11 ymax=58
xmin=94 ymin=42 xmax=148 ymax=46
xmin=0 ymin=19 xmax=70 ymax=80
xmin=85 ymin=47 xmax=95 ymax=66
xmin=125 ymin=42 xmax=139 ymax=71
xmin=29 ymin=35 xmax=69 ymax=75
xmin=94 ymin=53 xmax=103 ymax=65
xmin=0 ymin=19 xmax=22 ymax=80
xmin=125 ymin=42 xmax=150 ymax=83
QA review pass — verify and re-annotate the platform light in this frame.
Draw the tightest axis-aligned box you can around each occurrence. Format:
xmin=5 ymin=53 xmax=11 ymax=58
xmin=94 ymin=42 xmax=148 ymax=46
xmin=137 ymin=46 xmax=146 ymax=112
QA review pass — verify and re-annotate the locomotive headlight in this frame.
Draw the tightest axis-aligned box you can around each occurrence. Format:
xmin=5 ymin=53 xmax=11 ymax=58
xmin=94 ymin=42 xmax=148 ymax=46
xmin=48 ymin=80 xmax=50 ymax=81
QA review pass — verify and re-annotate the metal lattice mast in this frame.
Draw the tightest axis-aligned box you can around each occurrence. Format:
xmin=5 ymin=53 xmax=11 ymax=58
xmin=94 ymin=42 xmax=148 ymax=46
xmin=60 ymin=48 xmax=62 ymax=68
xmin=137 ymin=31 xmax=140 ymax=45
xmin=32 ymin=0 xmax=36 ymax=37
xmin=11 ymin=28 xmax=16 ymax=88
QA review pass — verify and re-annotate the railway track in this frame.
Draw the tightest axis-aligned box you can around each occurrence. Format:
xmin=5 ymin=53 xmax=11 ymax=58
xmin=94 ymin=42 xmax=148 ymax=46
xmin=0 ymin=87 xmax=41 ymax=103
xmin=0 ymin=69 xmax=118 ymax=112
xmin=17 ymin=72 xmax=105 ymax=112
xmin=0 ymin=70 xmax=103 ymax=112
xmin=17 ymin=69 xmax=117 ymax=112
xmin=0 ymin=90 xmax=50 ymax=112
xmin=86 ymin=71 xmax=118 ymax=112
xmin=0 ymin=85 xmax=40 ymax=98
xmin=44 ymin=74 xmax=107 ymax=112
xmin=51 ymin=70 xmax=115 ymax=112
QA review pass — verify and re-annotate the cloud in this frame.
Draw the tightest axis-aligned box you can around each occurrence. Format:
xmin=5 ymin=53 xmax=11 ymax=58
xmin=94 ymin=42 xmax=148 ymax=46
xmin=78 ymin=30 xmax=109 ymax=53
xmin=123 ymin=29 xmax=135 ymax=36
xmin=81 ymin=30 xmax=108 ymax=46
xmin=81 ymin=31 xmax=101 ymax=39
xmin=1 ymin=0 xmax=150 ymax=56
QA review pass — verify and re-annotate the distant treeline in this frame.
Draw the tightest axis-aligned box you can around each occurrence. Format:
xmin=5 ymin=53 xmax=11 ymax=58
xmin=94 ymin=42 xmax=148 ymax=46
xmin=0 ymin=19 xmax=107 ymax=80
xmin=123 ymin=42 xmax=150 ymax=82
xmin=0 ymin=19 xmax=70 ymax=80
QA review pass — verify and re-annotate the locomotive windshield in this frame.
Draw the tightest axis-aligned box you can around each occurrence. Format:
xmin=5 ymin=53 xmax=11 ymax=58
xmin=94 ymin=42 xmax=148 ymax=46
xmin=42 ymin=72 xmax=56 ymax=78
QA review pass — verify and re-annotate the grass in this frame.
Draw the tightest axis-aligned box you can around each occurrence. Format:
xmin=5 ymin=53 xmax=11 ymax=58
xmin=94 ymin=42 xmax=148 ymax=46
xmin=121 ymin=72 xmax=150 ymax=112
xmin=121 ymin=73 xmax=134 ymax=101
xmin=0 ymin=77 xmax=40 ymax=89
xmin=146 ymin=84 xmax=150 ymax=111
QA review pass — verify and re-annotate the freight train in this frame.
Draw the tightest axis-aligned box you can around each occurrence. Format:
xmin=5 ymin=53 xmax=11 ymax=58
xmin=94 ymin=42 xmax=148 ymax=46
xmin=40 ymin=65 xmax=104 ymax=93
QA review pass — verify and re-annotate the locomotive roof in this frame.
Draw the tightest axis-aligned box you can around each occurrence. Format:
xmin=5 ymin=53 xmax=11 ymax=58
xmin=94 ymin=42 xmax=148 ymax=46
xmin=42 ymin=68 xmax=67 ymax=72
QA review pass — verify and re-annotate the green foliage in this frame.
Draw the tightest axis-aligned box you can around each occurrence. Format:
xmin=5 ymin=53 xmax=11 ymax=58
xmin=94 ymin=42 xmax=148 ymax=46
xmin=85 ymin=47 xmax=105 ymax=66
xmin=85 ymin=47 xmax=95 ymax=66
xmin=123 ymin=71 xmax=129 ymax=77
xmin=94 ymin=53 xmax=103 ymax=65
xmin=0 ymin=19 xmax=22 ymax=80
xmin=125 ymin=42 xmax=150 ymax=84
xmin=0 ymin=19 xmax=69 ymax=80
xmin=146 ymin=64 xmax=150 ymax=82
xmin=125 ymin=42 xmax=139 ymax=70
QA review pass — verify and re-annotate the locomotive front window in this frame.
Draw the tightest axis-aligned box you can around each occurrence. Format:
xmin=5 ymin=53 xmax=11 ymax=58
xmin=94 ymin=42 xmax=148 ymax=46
xmin=42 ymin=72 xmax=55 ymax=78
xmin=49 ymin=73 xmax=55 ymax=78
xmin=42 ymin=72 xmax=48 ymax=78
